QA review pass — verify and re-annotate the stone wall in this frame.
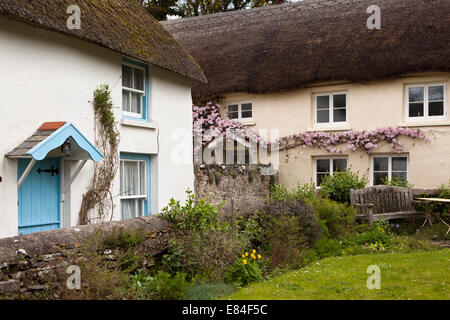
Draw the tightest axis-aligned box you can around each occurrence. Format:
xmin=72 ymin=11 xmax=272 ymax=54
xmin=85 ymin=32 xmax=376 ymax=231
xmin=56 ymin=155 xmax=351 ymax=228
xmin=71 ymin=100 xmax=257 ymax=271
xmin=194 ymin=164 xmax=278 ymax=216
xmin=0 ymin=216 xmax=173 ymax=299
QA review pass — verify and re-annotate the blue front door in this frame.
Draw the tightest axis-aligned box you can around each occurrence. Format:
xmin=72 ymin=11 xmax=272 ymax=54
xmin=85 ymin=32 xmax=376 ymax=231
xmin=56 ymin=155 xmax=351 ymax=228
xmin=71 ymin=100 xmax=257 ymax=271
xmin=18 ymin=158 xmax=61 ymax=235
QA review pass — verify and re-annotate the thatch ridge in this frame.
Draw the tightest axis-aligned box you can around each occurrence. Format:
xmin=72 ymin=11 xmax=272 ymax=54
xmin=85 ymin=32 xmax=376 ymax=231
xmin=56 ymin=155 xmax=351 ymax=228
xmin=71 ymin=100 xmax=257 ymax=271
xmin=0 ymin=0 xmax=206 ymax=82
xmin=163 ymin=0 xmax=450 ymax=101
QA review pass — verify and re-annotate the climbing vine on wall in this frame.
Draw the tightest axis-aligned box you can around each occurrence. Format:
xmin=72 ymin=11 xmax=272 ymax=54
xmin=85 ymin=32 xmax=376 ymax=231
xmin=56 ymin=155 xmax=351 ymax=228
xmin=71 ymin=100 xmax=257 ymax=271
xmin=269 ymin=127 xmax=428 ymax=161
xmin=79 ymin=85 xmax=120 ymax=225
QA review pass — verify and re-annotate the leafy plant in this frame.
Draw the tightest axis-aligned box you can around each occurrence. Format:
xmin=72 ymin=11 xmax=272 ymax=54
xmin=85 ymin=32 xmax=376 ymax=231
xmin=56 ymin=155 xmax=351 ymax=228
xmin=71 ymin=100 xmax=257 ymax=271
xmin=319 ymin=170 xmax=367 ymax=204
xmin=130 ymin=271 xmax=188 ymax=300
xmin=311 ymin=197 xmax=357 ymax=238
xmin=383 ymin=176 xmax=412 ymax=187
xmin=225 ymin=250 xmax=263 ymax=286
xmin=159 ymin=190 xmax=227 ymax=234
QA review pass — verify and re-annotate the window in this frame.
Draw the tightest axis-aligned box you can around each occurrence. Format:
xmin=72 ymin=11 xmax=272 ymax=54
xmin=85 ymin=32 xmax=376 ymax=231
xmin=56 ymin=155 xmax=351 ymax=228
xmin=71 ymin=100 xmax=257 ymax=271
xmin=314 ymin=158 xmax=348 ymax=187
xmin=372 ymin=156 xmax=408 ymax=185
xmin=122 ymin=62 xmax=147 ymax=119
xmin=227 ymin=102 xmax=253 ymax=120
xmin=314 ymin=93 xmax=347 ymax=126
xmin=120 ymin=155 xmax=150 ymax=219
xmin=406 ymin=84 xmax=446 ymax=121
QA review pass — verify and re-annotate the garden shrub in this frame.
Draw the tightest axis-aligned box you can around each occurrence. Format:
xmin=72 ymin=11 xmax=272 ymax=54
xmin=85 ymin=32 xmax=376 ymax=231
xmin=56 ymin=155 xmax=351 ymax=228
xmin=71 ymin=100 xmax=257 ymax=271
xmin=383 ymin=176 xmax=412 ymax=187
xmin=159 ymin=190 xmax=227 ymax=234
xmin=159 ymin=190 xmax=250 ymax=281
xmin=269 ymin=182 xmax=316 ymax=202
xmin=261 ymin=198 xmax=321 ymax=246
xmin=314 ymin=238 xmax=342 ymax=259
xmin=130 ymin=271 xmax=188 ymax=300
xmin=312 ymin=197 xmax=358 ymax=238
xmin=258 ymin=198 xmax=321 ymax=268
xmin=319 ymin=170 xmax=367 ymax=204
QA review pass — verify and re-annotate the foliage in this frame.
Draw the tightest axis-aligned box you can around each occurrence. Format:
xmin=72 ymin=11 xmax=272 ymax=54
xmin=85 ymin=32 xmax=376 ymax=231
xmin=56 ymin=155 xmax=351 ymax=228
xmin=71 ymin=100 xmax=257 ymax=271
xmin=79 ymin=85 xmax=120 ymax=225
xmin=130 ymin=271 xmax=188 ymax=300
xmin=225 ymin=250 xmax=450 ymax=300
xmin=159 ymin=190 xmax=227 ymax=233
xmin=193 ymin=103 xmax=265 ymax=162
xmin=269 ymin=182 xmax=316 ymax=202
xmin=137 ymin=0 xmax=287 ymax=20
xmin=102 ymin=227 xmax=145 ymax=249
xmin=261 ymin=198 xmax=321 ymax=246
xmin=175 ymin=228 xmax=247 ymax=280
xmin=185 ymin=282 xmax=236 ymax=300
xmin=314 ymin=238 xmax=342 ymax=259
xmin=225 ymin=250 xmax=263 ymax=286
xmin=383 ymin=176 xmax=412 ymax=187
xmin=319 ymin=170 xmax=367 ymax=204
xmin=159 ymin=190 xmax=249 ymax=281
xmin=312 ymin=198 xmax=358 ymax=238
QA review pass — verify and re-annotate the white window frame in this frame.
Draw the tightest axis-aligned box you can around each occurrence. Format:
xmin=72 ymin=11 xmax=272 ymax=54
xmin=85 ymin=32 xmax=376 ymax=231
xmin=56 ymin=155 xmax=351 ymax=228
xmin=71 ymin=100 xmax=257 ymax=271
xmin=313 ymin=92 xmax=348 ymax=127
xmin=226 ymin=101 xmax=253 ymax=121
xmin=405 ymin=83 xmax=447 ymax=122
xmin=120 ymin=159 xmax=148 ymax=218
xmin=313 ymin=157 xmax=348 ymax=187
xmin=371 ymin=155 xmax=409 ymax=186
xmin=122 ymin=62 xmax=146 ymax=119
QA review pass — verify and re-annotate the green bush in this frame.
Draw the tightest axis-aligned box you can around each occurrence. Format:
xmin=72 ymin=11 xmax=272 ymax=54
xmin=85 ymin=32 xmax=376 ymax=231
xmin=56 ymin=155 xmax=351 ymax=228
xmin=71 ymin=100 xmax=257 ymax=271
xmin=102 ymin=227 xmax=145 ymax=250
xmin=130 ymin=271 xmax=188 ymax=300
xmin=312 ymin=198 xmax=358 ymax=238
xmin=319 ymin=170 xmax=367 ymax=204
xmin=225 ymin=250 xmax=263 ymax=286
xmin=314 ymin=238 xmax=342 ymax=259
xmin=269 ymin=182 xmax=316 ymax=202
xmin=159 ymin=190 xmax=227 ymax=234
xmin=261 ymin=198 xmax=321 ymax=246
xmin=258 ymin=198 xmax=321 ymax=268
xmin=383 ymin=176 xmax=412 ymax=187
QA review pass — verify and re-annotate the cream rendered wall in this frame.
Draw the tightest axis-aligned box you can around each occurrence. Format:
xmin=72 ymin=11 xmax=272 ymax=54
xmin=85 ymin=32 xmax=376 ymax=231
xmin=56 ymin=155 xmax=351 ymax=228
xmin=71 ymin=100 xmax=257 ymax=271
xmin=0 ymin=18 xmax=194 ymax=238
xmin=222 ymin=73 xmax=450 ymax=190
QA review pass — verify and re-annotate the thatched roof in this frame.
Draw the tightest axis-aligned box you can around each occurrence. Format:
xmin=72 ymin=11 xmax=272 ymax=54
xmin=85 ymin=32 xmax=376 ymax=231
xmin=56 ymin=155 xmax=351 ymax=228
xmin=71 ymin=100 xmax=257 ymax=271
xmin=0 ymin=0 xmax=206 ymax=82
xmin=163 ymin=0 xmax=450 ymax=101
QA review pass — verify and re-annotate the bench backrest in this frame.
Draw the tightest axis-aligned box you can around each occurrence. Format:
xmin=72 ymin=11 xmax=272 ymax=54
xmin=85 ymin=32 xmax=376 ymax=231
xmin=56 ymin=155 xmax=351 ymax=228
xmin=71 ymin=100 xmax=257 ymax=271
xmin=350 ymin=186 xmax=414 ymax=214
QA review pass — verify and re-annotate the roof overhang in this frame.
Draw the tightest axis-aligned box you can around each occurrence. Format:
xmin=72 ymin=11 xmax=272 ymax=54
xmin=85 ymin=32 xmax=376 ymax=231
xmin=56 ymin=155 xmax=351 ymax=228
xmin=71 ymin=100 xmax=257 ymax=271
xmin=6 ymin=122 xmax=103 ymax=162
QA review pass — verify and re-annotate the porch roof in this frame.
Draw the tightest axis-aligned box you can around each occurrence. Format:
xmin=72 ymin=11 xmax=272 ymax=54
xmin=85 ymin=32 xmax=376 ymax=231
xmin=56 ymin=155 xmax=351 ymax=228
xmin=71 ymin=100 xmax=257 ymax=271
xmin=5 ymin=122 xmax=103 ymax=162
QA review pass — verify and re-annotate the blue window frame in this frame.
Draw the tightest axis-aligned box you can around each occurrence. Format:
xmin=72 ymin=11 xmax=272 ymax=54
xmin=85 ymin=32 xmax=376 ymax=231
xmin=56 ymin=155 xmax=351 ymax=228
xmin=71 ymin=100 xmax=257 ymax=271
xmin=122 ymin=58 xmax=149 ymax=121
xmin=120 ymin=153 xmax=151 ymax=219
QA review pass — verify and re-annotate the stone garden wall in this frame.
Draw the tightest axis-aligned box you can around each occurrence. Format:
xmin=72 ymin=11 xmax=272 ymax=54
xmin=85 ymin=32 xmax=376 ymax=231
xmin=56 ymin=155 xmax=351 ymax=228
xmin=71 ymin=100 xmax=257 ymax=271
xmin=194 ymin=164 xmax=278 ymax=216
xmin=0 ymin=216 xmax=172 ymax=299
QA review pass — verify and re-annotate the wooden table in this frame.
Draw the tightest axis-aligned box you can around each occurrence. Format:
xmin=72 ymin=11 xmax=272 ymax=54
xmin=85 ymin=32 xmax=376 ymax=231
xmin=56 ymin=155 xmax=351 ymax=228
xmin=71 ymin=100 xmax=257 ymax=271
xmin=415 ymin=198 xmax=450 ymax=238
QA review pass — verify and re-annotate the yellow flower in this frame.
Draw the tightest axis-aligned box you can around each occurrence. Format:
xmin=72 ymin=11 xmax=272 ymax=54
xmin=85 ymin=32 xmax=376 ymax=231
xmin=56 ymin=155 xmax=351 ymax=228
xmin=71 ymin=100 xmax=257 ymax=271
xmin=251 ymin=254 xmax=256 ymax=259
xmin=245 ymin=252 xmax=248 ymax=257
xmin=243 ymin=259 xmax=247 ymax=265
xmin=241 ymin=254 xmax=246 ymax=258
xmin=253 ymin=249 xmax=256 ymax=254
xmin=257 ymin=254 xmax=262 ymax=259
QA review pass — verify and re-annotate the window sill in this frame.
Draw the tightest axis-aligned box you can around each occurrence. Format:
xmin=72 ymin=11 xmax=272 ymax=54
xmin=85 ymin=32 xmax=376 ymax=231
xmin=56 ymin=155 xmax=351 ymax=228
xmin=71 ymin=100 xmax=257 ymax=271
xmin=236 ymin=119 xmax=256 ymax=126
xmin=308 ymin=125 xmax=352 ymax=132
xmin=399 ymin=120 xmax=450 ymax=128
xmin=120 ymin=118 xmax=159 ymax=130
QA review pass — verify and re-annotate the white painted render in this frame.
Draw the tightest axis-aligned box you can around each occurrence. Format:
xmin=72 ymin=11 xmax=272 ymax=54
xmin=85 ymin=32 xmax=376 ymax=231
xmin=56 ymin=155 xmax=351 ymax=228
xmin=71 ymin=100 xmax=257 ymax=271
xmin=0 ymin=17 xmax=194 ymax=238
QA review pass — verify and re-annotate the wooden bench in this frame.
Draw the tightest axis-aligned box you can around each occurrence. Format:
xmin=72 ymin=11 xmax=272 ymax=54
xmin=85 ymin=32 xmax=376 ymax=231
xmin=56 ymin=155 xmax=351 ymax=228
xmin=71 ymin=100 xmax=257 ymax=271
xmin=350 ymin=186 xmax=426 ymax=226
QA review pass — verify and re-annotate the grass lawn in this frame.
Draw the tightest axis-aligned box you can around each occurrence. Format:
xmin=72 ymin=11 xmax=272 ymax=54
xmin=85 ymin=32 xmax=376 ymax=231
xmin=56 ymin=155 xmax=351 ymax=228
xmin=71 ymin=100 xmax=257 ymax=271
xmin=225 ymin=249 xmax=450 ymax=300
